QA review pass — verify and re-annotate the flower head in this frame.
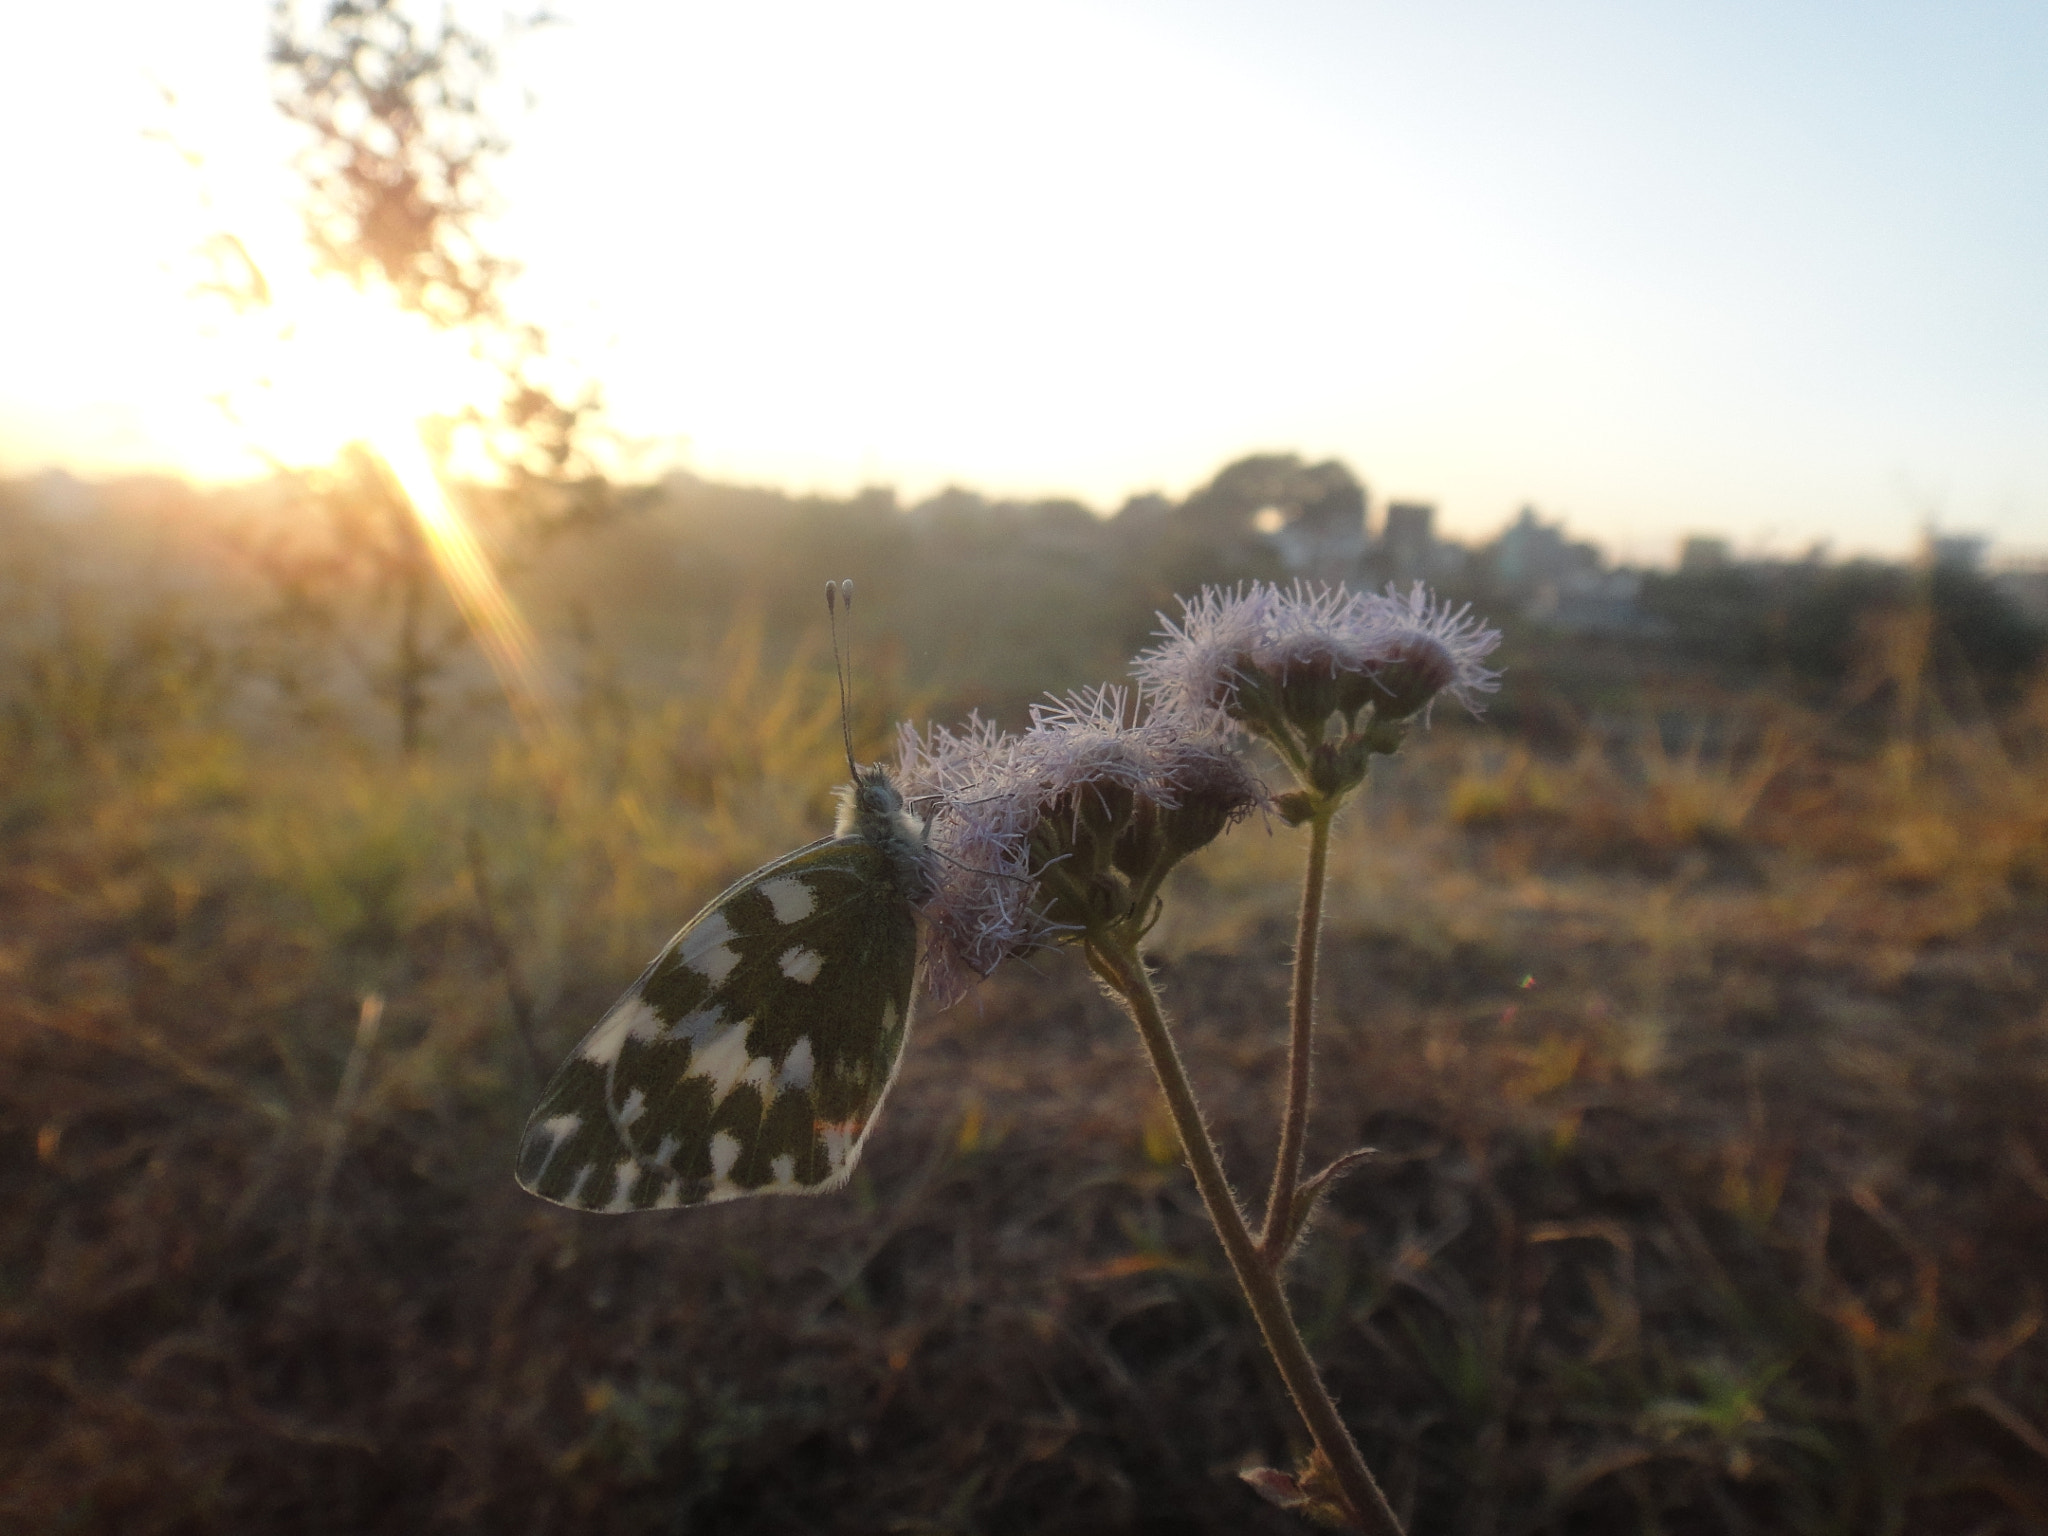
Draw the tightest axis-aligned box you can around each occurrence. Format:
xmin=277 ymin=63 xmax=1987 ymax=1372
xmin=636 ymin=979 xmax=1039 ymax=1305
xmin=898 ymin=688 xmax=1262 ymax=1006
xmin=1135 ymin=580 xmax=1500 ymax=733
xmin=894 ymin=714 xmax=1039 ymax=1007
xmin=1364 ymin=582 xmax=1504 ymax=721
xmin=1132 ymin=581 xmax=1499 ymax=815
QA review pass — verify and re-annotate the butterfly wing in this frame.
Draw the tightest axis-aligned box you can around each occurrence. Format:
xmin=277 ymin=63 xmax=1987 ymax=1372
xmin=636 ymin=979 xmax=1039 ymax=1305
xmin=516 ymin=835 xmax=920 ymax=1211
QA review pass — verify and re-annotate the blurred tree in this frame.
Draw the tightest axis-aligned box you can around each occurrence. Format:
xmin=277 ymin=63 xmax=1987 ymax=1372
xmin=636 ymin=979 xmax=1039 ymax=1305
xmin=272 ymin=0 xmax=514 ymax=330
xmin=1639 ymin=560 xmax=2047 ymax=704
xmin=270 ymin=0 xmax=609 ymax=503
xmin=247 ymin=0 xmax=611 ymax=753
xmin=244 ymin=446 xmax=463 ymax=755
xmin=1105 ymin=454 xmax=1290 ymax=638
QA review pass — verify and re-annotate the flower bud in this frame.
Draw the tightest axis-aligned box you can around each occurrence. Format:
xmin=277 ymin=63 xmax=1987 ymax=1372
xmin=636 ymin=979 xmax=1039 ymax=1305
xmin=1272 ymin=790 xmax=1317 ymax=827
xmin=899 ymin=688 xmax=1264 ymax=995
xmin=1363 ymin=633 xmax=1460 ymax=721
xmin=1133 ymin=581 xmax=1501 ymax=809
xmin=1277 ymin=666 xmax=1340 ymax=738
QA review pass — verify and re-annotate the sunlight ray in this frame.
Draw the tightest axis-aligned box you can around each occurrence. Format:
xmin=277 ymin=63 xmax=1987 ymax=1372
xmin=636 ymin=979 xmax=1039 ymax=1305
xmin=374 ymin=427 xmax=564 ymax=750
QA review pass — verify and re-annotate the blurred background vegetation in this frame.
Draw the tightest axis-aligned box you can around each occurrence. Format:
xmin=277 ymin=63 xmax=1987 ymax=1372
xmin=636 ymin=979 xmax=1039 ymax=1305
xmin=2 ymin=454 xmax=2046 ymax=1534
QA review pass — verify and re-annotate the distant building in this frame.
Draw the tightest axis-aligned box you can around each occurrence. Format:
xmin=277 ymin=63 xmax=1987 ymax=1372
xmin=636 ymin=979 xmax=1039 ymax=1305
xmin=1380 ymin=502 xmax=1435 ymax=582
xmin=1679 ymin=536 xmax=1730 ymax=573
xmin=1992 ymin=564 xmax=2048 ymax=624
xmin=1525 ymin=569 xmax=1647 ymax=633
xmin=1927 ymin=533 xmax=1987 ymax=574
xmin=1483 ymin=505 xmax=1650 ymax=634
xmin=1491 ymin=506 xmax=1599 ymax=592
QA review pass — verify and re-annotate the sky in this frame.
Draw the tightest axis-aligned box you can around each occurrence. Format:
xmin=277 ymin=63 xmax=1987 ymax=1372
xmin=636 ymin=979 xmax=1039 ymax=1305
xmin=4 ymin=0 xmax=2045 ymax=565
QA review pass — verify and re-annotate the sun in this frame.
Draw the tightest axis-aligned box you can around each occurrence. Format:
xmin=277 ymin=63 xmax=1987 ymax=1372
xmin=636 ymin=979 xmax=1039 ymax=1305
xmin=202 ymin=271 xmax=561 ymax=745
xmin=206 ymin=275 xmax=503 ymax=476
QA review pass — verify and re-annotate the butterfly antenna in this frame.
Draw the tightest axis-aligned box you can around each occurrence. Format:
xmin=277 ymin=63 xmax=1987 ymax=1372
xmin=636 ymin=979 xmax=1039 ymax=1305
xmin=826 ymin=580 xmax=858 ymax=778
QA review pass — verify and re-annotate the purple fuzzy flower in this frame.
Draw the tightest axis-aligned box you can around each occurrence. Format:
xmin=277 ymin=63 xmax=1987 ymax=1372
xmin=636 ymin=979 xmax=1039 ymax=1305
xmin=898 ymin=688 xmax=1262 ymax=1007
xmin=1134 ymin=580 xmax=1500 ymax=733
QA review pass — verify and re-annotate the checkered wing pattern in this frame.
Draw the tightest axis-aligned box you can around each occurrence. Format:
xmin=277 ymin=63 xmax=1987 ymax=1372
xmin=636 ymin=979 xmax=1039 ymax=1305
xmin=516 ymin=836 xmax=921 ymax=1211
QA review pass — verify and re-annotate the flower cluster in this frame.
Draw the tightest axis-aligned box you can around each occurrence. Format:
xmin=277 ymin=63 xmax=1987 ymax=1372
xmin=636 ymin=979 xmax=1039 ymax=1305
xmin=1135 ymin=580 xmax=1500 ymax=732
xmin=1133 ymin=581 xmax=1500 ymax=815
xmin=885 ymin=580 xmax=1490 ymax=1531
xmin=901 ymin=581 xmax=1496 ymax=1000
xmin=898 ymin=687 xmax=1261 ymax=1007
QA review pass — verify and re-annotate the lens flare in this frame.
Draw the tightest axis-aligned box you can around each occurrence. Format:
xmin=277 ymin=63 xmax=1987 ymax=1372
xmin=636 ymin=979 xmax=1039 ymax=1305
xmin=374 ymin=427 xmax=563 ymax=750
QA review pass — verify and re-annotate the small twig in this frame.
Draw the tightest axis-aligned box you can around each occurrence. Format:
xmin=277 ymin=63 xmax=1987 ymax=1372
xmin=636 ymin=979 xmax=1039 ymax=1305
xmin=1277 ymin=1146 xmax=1381 ymax=1262
xmin=23 ymin=998 xmax=294 ymax=1124
xmin=2007 ymin=1134 xmax=2048 ymax=1207
xmin=1962 ymin=1385 xmax=2048 ymax=1465
xmin=465 ymin=826 xmax=546 ymax=1091
xmin=302 ymin=993 xmax=384 ymax=1283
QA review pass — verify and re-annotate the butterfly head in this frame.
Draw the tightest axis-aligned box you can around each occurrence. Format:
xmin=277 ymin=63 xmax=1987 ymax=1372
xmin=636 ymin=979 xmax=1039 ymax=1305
xmin=836 ymin=763 xmax=937 ymax=902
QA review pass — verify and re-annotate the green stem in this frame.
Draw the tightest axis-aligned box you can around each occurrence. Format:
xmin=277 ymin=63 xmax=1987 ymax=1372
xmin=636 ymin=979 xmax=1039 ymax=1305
xmin=1085 ymin=935 xmax=1404 ymax=1536
xmin=1261 ymin=806 xmax=1332 ymax=1259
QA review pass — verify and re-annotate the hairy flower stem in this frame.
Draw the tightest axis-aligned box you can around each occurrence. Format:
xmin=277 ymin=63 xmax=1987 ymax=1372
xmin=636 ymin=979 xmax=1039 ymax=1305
xmin=1084 ymin=934 xmax=1405 ymax=1536
xmin=1261 ymin=806 xmax=1333 ymax=1261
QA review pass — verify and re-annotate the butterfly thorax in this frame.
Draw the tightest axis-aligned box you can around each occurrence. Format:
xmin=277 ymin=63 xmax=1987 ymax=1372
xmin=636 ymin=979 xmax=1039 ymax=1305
xmin=835 ymin=764 xmax=936 ymax=907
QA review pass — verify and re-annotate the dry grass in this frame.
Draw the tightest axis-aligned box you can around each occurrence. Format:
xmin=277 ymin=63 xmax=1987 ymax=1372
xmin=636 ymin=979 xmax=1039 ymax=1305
xmin=2 ymin=602 xmax=2045 ymax=1534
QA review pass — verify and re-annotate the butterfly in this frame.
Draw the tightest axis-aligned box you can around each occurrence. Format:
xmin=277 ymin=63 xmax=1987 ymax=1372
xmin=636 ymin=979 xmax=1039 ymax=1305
xmin=516 ymin=589 xmax=936 ymax=1211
